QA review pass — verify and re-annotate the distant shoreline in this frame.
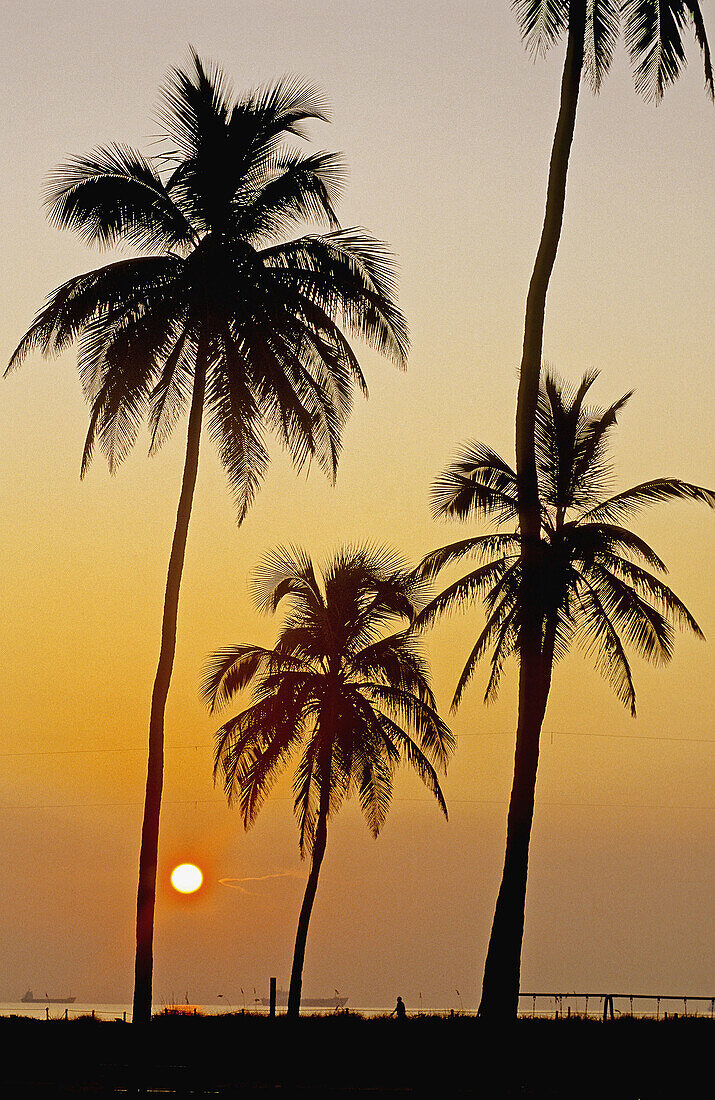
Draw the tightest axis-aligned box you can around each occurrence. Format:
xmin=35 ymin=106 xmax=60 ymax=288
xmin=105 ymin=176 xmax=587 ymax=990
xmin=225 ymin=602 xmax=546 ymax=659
xmin=2 ymin=991 xmax=712 ymax=1022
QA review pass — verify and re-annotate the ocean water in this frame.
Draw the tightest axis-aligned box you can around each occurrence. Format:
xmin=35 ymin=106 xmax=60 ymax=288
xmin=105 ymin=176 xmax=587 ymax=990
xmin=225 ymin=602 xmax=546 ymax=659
xmin=0 ymin=1000 xmax=467 ymax=1022
xmin=0 ymin=1001 xmax=396 ymax=1022
xmin=0 ymin=1001 xmax=136 ymax=1021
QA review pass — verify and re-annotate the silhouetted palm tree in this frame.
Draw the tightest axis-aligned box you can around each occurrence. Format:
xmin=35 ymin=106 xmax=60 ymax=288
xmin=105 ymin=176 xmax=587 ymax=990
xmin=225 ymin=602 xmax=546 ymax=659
xmin=508 ymin=0 xmax=712 ymax=1023
xmin=416 ymin=370 xmax=713 ymax=1018
xmin=204 ymin=545 xmax=453 ymax=1019
xmin=6 ymin=53 xmax=408 ymax=1025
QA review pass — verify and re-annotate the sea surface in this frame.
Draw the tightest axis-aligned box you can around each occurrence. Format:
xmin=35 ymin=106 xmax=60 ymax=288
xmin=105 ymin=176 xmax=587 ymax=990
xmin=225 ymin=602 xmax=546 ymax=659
xmin=0 ymin=1001 xmax=399 ymax=1022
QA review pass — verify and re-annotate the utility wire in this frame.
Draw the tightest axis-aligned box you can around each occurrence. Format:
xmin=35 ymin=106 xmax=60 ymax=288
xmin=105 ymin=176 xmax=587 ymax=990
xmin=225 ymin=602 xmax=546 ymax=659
xmin=0 ymin=731 xmax=712 ymax=759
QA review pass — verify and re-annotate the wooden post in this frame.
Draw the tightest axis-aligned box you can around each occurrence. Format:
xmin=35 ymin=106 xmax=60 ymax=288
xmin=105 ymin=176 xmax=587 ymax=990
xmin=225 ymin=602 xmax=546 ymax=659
xmin=603 ymin=995 xmax=614 ymax=1021
xmin=269 ymin=977 xmax=277 ymax=1018
xmin=45 ymin=1007 xmax=49 ymax=1021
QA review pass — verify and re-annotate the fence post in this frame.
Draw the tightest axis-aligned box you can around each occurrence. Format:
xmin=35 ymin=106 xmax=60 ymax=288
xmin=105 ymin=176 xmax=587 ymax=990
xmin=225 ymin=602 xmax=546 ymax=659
xmin=269 ymin=977 xmax=277 ymax=1018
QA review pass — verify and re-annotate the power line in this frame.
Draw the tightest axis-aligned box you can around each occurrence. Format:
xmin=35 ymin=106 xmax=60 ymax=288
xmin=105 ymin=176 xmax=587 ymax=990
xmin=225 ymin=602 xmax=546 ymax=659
xmin=0 ymin=730 xmax=712 ymax=759
xmin=0 ymin=744 xmax=211 ymax=758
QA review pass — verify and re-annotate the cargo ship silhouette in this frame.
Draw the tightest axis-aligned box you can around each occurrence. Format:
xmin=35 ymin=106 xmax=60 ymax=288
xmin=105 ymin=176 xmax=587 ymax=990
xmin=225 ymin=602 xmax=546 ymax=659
xmin=260 ymin=989 xmax=347 ymax=1009
xmin=21 ymin=989 xmax=76 ymax=1004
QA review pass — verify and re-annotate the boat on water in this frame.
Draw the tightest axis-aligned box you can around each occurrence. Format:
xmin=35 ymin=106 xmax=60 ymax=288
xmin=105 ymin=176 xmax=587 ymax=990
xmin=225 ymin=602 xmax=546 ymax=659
xmin=260 ymin=989 xmax=347 ymax=1009
xmin=21 ymin=990 xmax=76 ymax=1004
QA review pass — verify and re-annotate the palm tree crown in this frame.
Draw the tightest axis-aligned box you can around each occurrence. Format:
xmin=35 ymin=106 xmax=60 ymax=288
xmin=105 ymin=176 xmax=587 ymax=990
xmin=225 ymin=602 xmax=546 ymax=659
xmin=8 ymin=50 xmax=408 ymax=518
xmin=417 ymin=370 xmax=713 ymax=714
xmin=514 ymin=0 xmax=713 ymax=103
xmin=205 ymin=545 xmax=454 ymax=851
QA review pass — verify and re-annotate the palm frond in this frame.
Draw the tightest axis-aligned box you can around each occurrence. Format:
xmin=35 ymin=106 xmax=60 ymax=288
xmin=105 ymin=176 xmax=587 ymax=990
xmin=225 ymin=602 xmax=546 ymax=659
xmin=588 ymin=563 xmax=675 ymax=662
xmin=603 ymin=555 xmax=704 ymax=636
xmin=570 ymin=388 xmax=632 ymax=504
xmin=483 ymin=607 xmax=520 ymax=706
xmin=159 ymin=48 xmax=234 ymax=163
xmin=346 ymin=632 xmax=436 ymax=707
xmin=357 ymin=683 xmax=454 ymax=768
xmin=584 ymin=0 xmax=621 ymax=91
xmin=293 ymin=740 xmax=320 ymax=857
xmin=243 ymin=74 xmax=331 ymax=136
xmin=352 ymin=724 xmax=395 ymax=838
xmin=622 ymin=0 xmax=690 ymax=101
xmin=420 ymin=369 xmax=710 ymax=729
xmin=374 ymin=711 xmax=449 ymax=819
xmin=575 ymin=578 xmax=637 ymax=714
xmin=78 ymin=310 xmax=168 ymax=475
xmin=430 ymin=442 xmax=517 ymax=522
xmin=414 ymin=558 xmax=517 ymax=631
xmin=414 ymin=534 xmax=520 ymax=583
xmin=513 ymin=0 xmax=570 ymax=57
xmin=45 ymin=144 xmax=194 ymax=251
xmin=7 ymin=257 xmax=183 ymax=373
xmin=261 ymin=230 xmax=410 ymax=366
xmin=204 ymin=331 xmax=272 ymax=523
xmin=201 ymin=644 xmax=277 ymax=713
xmin=564 ymin=520 xmax=666 ymax=570
xmin=235 ymin=149 xmax=344 ymax=240
xmin=581 ymin=478 xmax=715 ymax=523
xmin=252 ymin=544 xmax=325 ymax=618
xmin=147 ymin=328 xmax=194 ymax=454
xmin=216 ymin=685 xmax=313 ymax=823
xmin=683 ymin=1 xmax=714 ymax=99
xmin=452 ymin=600 xmax=518 ymax=709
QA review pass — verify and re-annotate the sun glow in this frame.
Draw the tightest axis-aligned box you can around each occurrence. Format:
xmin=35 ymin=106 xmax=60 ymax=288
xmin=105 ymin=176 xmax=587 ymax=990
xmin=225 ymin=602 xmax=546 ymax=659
xmin=171 ymin=863 xmax=203 ymax=894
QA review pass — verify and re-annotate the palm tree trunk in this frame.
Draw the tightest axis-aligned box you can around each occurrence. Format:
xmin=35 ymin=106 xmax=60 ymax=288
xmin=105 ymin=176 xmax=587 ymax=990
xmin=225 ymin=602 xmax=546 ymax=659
xmin=478 ymin=618 xmax=558 ymax=1021
xmin=515 ymin=0 xmax=586 ymax=541
xmin=287 ymin=763 xmax=331 ymax=1020
xmin=132 ymin=337 xmax=208 ymax=1026
xmin=480 ymin=4 xmax=586 ymax=1023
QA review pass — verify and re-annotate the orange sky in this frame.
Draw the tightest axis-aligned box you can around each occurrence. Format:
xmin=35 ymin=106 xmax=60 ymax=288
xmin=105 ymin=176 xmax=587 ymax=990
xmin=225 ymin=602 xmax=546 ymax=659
xmin=0 ymin=1 xmax=713 ymax=1009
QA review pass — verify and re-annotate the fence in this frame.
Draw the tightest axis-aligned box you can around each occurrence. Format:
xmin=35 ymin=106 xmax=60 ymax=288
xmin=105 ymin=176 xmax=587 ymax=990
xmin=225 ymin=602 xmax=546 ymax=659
xmin=519 ymin=993 xmax=715 ymax=1020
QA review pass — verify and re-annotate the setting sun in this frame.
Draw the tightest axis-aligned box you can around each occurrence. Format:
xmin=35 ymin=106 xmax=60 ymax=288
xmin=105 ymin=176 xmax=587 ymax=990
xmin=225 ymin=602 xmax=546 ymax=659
xmin=170 ymin=863 xmax=203 ymax=894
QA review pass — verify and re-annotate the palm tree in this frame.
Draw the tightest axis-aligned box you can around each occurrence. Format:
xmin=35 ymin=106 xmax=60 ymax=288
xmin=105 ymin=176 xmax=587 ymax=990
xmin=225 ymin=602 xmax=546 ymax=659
xmin=415 ymin=370 xmax=713 ymax=1018
xmin=506 ymin=0 xmax=712 ymax=1024
xmin=203 ymin=544 xmax=454 ymax=1019
xmin=6 ymin=52 xmax=408 ymax=1026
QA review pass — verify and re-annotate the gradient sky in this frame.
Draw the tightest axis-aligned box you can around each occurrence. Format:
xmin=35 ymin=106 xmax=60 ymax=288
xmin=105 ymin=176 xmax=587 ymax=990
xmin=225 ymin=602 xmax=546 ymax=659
xmin=1 ymin=1 xmax=713 ymax=1009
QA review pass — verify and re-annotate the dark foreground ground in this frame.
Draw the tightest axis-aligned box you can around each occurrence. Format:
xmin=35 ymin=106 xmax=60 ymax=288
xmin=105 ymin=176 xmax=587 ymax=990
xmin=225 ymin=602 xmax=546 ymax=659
xmin=0 ymin=1012 xmax=711 ymax=1098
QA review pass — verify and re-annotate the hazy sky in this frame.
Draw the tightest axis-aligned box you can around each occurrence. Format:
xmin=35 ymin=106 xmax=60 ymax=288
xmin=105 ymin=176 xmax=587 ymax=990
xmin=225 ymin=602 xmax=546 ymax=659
xmin=1 ymin=1 xmax=713 ymax=1009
